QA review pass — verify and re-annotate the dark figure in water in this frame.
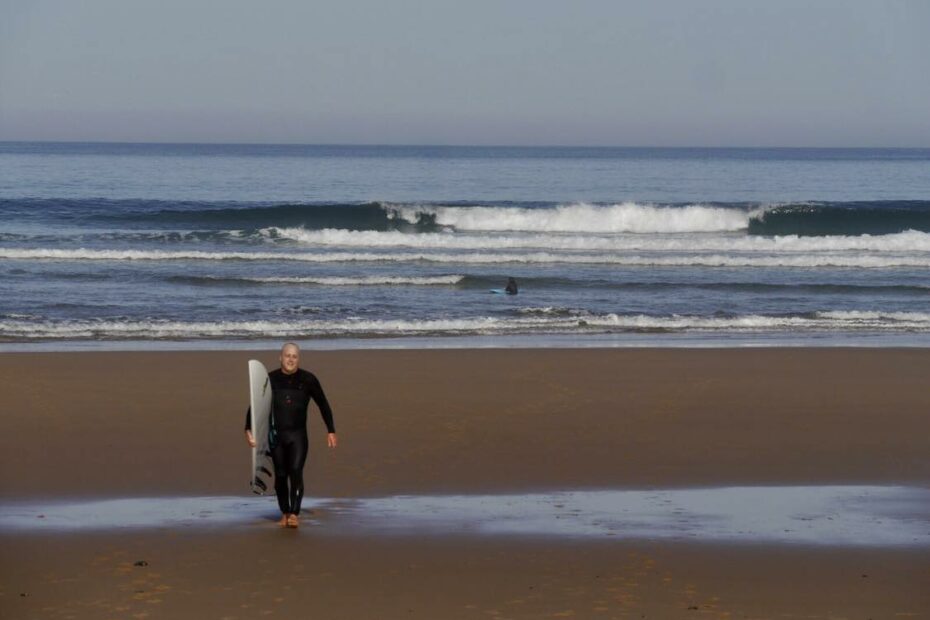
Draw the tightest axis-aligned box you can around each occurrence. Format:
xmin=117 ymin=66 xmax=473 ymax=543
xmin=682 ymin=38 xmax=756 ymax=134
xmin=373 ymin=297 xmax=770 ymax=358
xmin=505 ymin=277 xmax=518 ymax=295
xmin=245 ymin=342 xmax=337 ymax=528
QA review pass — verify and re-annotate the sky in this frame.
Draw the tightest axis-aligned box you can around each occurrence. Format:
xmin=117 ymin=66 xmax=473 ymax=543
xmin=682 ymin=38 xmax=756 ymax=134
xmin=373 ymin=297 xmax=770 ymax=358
xmin=1 ymin=0 xmax=928 ymax=146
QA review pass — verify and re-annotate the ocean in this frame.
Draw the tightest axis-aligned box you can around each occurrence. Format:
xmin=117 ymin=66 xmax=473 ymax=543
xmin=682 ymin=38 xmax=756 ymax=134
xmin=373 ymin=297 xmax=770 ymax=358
xmin=1 ymin=142 xmax=929 ymax=349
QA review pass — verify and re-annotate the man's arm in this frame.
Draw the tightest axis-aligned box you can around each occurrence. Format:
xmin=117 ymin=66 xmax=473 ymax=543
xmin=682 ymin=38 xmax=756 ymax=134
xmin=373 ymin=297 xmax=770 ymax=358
xmin=308 ymin=375 xmax=337 ymax=448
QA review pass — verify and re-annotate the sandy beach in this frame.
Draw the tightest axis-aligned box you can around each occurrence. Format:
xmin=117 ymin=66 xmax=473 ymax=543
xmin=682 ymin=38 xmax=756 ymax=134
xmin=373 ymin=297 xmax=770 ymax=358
xmin=1 ymin=348 xmax=928 ymax=618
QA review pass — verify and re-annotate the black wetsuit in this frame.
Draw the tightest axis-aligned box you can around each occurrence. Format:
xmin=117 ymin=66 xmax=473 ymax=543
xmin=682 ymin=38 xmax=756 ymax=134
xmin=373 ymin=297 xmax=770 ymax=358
xmin=245 ymin=368 xmax=335 ymax=515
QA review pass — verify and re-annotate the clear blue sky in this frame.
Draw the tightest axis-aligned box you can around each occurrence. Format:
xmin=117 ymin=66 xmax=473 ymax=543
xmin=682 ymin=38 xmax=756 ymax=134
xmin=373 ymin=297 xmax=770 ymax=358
xmin=1 ymin=0 xmax=928 ymax=146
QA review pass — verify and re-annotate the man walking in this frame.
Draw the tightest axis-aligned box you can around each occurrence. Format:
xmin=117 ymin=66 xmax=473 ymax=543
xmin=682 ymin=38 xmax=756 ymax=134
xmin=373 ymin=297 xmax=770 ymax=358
xmin=245 ymin=342 xmax=337 ymax=528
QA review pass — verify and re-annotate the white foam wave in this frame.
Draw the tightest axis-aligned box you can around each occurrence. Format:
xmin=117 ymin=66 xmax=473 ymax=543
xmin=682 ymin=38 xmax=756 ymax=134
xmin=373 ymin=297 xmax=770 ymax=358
xmin=515 ymin=307 xmax=587 ymax=317
xmin=211 ymin=275 xmax=464 ymax=286
xmin=4 ymin=312 xmax=930 ymax=340
xmin=3 ymin=247 xmax=928 ymax=268
xmin=817 ymin=310 xmax=930 ymax=323
xmin=257 ymin=275 xmax=464 ymax=286
xmin=266 ymin=227 xmax=930 ymax=253
xmin=388 ymin=202 xmax=751 ymax=233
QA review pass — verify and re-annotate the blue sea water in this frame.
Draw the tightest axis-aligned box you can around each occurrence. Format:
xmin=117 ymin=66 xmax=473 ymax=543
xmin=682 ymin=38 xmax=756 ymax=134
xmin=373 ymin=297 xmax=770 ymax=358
xmin=1 ymin=142 xmax=929 ymax=349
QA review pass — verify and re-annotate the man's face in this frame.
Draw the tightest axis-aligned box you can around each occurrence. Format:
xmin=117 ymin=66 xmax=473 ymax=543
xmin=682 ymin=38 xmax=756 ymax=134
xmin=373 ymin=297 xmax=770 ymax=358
xmin=280 ymin=346 xmax=300 ymax=374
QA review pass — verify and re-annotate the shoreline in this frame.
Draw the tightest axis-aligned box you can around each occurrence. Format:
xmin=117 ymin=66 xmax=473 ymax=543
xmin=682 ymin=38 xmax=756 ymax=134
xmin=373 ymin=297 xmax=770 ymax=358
xmin=3 ymin=330 xmax=930 ymax=353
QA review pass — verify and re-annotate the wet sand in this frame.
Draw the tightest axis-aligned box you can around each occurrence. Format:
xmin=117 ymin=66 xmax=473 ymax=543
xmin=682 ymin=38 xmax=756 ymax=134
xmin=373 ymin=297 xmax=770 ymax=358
xmin=4 ymin=533 xmax=928 ymax=619
xmin=1 ymin=348 xmax=929 ymax=618
xmin=5 ymin=486 xmax=930 ymax=547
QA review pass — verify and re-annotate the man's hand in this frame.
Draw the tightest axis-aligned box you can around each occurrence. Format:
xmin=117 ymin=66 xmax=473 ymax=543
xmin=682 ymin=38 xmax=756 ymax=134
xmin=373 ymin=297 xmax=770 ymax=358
xmin=245 ymin=430 xmax=256 ymax=448
xmin=327 ymin=433 xmax=338 ymax=449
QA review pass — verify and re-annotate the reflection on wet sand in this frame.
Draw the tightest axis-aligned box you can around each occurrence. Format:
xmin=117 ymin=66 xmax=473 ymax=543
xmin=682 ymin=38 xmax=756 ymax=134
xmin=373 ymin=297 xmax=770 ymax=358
xmin=2 ymin=485 xmax=928 ymax=547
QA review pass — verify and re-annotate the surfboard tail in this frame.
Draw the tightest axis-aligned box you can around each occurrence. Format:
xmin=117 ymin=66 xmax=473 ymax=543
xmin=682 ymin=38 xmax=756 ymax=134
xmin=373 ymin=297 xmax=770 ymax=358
xmin=251 ymin=477 xmax=268 ymax=495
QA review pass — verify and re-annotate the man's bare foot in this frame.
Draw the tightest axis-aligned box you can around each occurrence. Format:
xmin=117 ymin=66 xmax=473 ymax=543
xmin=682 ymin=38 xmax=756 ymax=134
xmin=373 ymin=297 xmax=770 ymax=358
xmin=278 ymin=514 xmax=289 ymax=527
xmin=286 ymin=514 xmax=299 ymax=528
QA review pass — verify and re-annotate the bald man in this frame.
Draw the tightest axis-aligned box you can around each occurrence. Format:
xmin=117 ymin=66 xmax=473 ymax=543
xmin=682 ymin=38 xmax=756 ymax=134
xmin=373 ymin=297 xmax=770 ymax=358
xmin=245 ymin=343 xmax=337 ymax=528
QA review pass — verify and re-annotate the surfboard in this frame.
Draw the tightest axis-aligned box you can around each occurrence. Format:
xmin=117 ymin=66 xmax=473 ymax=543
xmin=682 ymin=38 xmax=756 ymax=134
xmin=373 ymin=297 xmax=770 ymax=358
xmin=248 ymin=360 xmax=274 ymax=495
xmin=489 ymin=288 xmax=508 ymax=294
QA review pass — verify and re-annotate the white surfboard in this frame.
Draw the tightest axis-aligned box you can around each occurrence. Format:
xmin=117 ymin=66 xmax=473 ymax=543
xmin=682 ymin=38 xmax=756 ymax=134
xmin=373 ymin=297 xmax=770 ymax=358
xmin=248 ymin=360 xmax=274 ymax=495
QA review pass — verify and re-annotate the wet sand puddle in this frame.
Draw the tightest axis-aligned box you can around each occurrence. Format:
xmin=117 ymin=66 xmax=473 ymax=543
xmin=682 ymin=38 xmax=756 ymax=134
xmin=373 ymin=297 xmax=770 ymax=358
xmin=2 ymin=485 xmax=928 ymax=547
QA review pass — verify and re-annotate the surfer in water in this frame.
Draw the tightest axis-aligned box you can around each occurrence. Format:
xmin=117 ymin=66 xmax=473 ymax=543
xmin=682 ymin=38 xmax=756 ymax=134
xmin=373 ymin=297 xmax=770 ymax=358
xmin=505 ymin=277 xmax=518 ymax=295
xmin=245 ymin=342 xmax=337 ymax=528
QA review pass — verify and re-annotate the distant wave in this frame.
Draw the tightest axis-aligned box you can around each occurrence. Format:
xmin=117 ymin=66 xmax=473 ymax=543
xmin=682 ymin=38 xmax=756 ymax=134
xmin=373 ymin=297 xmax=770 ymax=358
xmin=749 ymin=202 xmax=930 ymax=236
xmin=5 ymin=198 xmax=930 ymax=236
xmin=3 ymin=247 xmax=928 ymax=268
xmin=8 ymin=226 xmax=930 ymax=254
xmin=170 ymin=274 xmax=466 ymax=286
xmin=26 ymin=269 xmax=928 ymax=296
xmin=387 ymin=202 xmax=750 ymax=233
xmin=265 ymin=227 xmax=930 ymax=253
xmin=23 ymin=270 xmax=930 ymax=296
xmin=0 ymin=230 xmax=251 ymax=244
xmin=4 ymin=311 xmax=930 ymax=341
xmin=393 ymin=201 xmax=930 ymax=236
xmin=106 ymin=200 xmax=431 ymax=231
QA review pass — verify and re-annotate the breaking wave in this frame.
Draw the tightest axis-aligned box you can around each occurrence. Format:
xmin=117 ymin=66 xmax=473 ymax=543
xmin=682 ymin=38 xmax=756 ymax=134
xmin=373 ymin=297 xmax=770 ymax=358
xmin=387 ymin=202 xmax=750 ymax=233
xmin=265 ymin=227 xmax=930 ymax=253
xmin=4 ymin=311 xmax=930 ymax=341
xmin=3 ymin=247 xmax=928 ymax=268
xmin=5 ymin=198 xmax=929 ymax=236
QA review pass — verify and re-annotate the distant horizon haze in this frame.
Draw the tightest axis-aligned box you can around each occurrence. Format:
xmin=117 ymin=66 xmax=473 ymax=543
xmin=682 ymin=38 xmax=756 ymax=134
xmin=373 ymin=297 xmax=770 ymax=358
xmin=2 ymin=140 xmax=929 ymax=151
xmin=2 ymin=1 xmax=928 ymax=147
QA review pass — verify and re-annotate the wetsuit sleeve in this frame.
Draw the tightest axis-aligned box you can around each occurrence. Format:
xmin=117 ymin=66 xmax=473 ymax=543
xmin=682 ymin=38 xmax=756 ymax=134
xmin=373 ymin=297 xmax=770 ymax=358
xmin=244 ymin=407 xmax=251 ymax=431
xmin=309 ymin=377 xmax=335 ymax=434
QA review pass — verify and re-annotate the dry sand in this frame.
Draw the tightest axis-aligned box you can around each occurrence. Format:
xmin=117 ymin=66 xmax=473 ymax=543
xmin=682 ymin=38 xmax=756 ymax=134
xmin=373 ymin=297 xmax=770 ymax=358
xmin=1 ymin=348 xmax=928 ymax=618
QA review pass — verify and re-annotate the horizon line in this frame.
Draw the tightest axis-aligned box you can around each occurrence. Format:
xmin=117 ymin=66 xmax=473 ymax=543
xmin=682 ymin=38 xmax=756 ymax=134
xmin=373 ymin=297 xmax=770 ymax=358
xmin=2 ymin=139 xmax=928 ymax=150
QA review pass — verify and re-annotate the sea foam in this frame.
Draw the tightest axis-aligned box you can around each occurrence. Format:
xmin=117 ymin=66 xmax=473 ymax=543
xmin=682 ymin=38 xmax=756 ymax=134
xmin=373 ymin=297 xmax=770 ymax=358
xmin=179 ymin=274 xmax=465 ymax=286
xmin=4 ymin=311 xmax=930 ymax=340
xmin=2 ymin=247 xmax=928 ymax=268
xmin=265 ymin=227 xmax=930 ymax=253
xmin=388 ymin=202 xmax=752 ymax=233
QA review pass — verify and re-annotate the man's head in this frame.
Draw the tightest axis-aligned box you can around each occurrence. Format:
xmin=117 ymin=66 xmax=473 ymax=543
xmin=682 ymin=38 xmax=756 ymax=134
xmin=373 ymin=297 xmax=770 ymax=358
xmin=279 ymin=342 xmax=300 ymax=374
